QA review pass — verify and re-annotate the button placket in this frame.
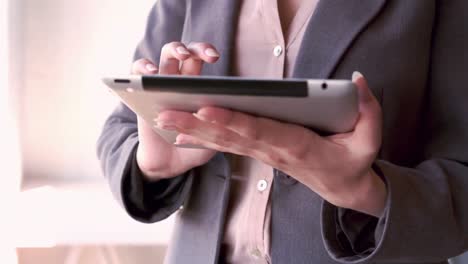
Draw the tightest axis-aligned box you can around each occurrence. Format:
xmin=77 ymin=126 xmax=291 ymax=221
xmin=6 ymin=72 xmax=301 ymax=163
xmin=248 ymin=163 xmax=273 ymax=263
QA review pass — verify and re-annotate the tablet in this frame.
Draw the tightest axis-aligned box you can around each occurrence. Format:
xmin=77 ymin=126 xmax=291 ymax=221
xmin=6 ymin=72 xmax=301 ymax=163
xmin=103 ymin=75 xmax=358 ymax=144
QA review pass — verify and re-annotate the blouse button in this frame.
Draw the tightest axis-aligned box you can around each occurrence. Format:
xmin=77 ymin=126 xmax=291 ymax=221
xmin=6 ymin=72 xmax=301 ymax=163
xmin=250 ymin=248 xmax=262 ymax=259
xmin=273 ymin=45 xmax=283 ymax=57
xmin=257 ymin=179 xmax=268 ymax=192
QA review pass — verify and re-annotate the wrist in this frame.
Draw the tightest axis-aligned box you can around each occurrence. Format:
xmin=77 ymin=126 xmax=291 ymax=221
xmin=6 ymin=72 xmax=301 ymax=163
xmin=344 ymin=169 xmax=387 ymax=217
xmin=136 ymin=145 xmax=166 ymax=181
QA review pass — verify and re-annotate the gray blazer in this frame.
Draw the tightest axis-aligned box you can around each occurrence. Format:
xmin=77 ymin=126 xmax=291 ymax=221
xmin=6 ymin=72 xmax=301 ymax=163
xmin=97 ymin=0 xmax=468 ymax=263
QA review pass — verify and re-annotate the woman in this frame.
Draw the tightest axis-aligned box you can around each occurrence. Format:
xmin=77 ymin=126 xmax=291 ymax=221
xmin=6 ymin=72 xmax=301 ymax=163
xmin=97 ymin=0 xmax=468 ymax=263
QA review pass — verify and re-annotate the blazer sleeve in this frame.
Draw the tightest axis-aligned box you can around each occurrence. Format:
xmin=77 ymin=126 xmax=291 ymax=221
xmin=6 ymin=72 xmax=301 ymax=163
xmin=321 ymin=0 xmax=468 ymax=262
xmin=96 ymin=0 xmax=194 ymax=223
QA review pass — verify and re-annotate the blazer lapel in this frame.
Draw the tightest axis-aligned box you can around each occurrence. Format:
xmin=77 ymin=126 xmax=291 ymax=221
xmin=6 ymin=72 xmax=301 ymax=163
xmin=183 ymin=3 xmax=240 ymax=263
xmin=293 ymin=0 xmax=388 ymax=78
xmin=188 ymin=0 xmax=241 ymax=76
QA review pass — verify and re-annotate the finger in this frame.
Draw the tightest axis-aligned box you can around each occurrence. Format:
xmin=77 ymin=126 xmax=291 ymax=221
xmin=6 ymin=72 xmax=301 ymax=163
xmin=159 ymin=42 xmax=191 ymax=75
xmin=195 ymin=107 xmax=312 ymax=149
xmin=157 ymin=110 xmax=256 ymax=156
xmin=175 ymin=134 xmax=247 ymax=156
xmin=131 ymin=58 xmax=159 ymax=75
xmin=180 ymin=42 xmax=220 ymax=75
xmin=171 ymin=108 xmax=319 ymax=167
xmin=195 ymin=107 xmax=260 ymax=139
xmin=350 ymin=71 xmax=382 ymax=153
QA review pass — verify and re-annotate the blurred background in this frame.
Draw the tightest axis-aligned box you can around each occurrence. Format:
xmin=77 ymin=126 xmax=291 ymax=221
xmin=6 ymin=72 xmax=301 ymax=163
xmin=2 ymin=0 xmax=173 ymax=263
xmin=0 ymin=0 xmax=467 ymax=263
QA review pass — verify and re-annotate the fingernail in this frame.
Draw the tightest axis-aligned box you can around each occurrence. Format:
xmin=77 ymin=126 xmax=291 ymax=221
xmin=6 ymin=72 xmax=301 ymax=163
xmin=176 ymin=46 xmax=190 ymax=55
xmin=158 ymin=124 xmax=178 ymax=131
xmin=156 ymin=121 xmax=178 ymax=131
xmin=174 ymin=137 xmax=188 ymax=145
xmin=193 ymin=112 xmax=217 ymax=124
xmin=146 ymin=64 xmax=158 ymax=72
xmin=205 ymin=48 xmax=220 ymax=57
xmin=352 ymin=71 xmax=363 ymax=81
xmin=193 ymin=113 xmax=208 ymax=121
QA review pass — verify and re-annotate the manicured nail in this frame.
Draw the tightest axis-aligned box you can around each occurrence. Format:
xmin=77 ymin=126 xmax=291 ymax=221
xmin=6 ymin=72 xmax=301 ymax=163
xmin=193 ymin=113 xmax=207 ymax=121
xmin=176 ymin=46 xmax=190 ymax=55
xmin=352 ymin=71 xmax=363 ymax=81
xmin=205 ymin=48 xmax=220 ymax=57
xmin=193 ymin=113 xmax=217 ymax=123
xmin=156 ymin=120 xmax=178 ymax=131
xmin=146 ymin=64 xmax=158 ymax=72
xmin=158 ymin=124 xmax=178 ymax=131
xmin=174 ymin=137 xmax=188 ymax=145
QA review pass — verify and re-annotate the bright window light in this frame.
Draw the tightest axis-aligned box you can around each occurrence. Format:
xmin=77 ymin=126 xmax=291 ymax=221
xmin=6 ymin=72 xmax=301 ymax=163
xmin=0 ymin=0 xmax=21 ymax=190
xmin=0 ymin=0 xmax=21 ymax=263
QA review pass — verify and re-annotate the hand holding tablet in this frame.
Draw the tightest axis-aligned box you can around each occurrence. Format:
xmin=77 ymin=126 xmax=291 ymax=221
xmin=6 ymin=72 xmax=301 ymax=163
xmin=102 ymin=42 xmax=385 ymax=218
xmin=103 ymin=74 xmax=359 ymax=144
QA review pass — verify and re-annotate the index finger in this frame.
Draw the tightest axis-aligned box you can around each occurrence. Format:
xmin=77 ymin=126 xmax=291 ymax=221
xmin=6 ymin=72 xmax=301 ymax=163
xmin=159 ymin=42 xmax=191 ymax=75
xmin=180 ymin=42 xmax=220 ymax=75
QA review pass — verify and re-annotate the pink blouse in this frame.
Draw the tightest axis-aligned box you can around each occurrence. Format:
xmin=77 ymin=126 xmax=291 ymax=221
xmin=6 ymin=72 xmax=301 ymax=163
xmin=222 ymin=0 xmax=320 ymax=263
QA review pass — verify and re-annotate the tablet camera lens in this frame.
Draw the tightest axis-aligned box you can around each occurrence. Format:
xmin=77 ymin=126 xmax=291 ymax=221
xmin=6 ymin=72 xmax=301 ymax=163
xmin=321 ymin=82 xmax=328 ymax=90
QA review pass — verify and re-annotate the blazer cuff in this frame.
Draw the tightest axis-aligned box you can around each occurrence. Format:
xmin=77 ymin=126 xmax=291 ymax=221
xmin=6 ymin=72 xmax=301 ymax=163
xmin=321 ymin=164 xmax=390 ymax=263
xmin=120 ymin=143 xmax=194 ymax=223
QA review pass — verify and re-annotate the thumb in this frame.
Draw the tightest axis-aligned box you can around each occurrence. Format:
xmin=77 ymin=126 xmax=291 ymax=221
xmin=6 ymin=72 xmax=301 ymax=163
xmin=350 ymin=71 xmax=382 ymax=153
xmin=353 ymin=71 xmax=374 ymax=104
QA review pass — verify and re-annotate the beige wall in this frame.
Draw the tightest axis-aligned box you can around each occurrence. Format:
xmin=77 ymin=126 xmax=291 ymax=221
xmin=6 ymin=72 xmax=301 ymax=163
xmin=16 ymin=0 xmax=155 ymax=184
